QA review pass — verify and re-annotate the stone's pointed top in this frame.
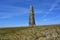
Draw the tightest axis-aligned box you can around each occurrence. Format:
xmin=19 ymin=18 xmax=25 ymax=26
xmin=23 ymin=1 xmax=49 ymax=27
xmin=30 ymin=5 xmax=33 ymax=8
xmin=30 ymin=5 xmax=33 ymax=11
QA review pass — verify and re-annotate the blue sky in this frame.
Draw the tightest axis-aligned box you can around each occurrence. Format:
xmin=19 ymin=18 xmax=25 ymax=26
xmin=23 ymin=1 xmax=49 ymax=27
xmin=0 ymin=0 xmax=60 ymax=28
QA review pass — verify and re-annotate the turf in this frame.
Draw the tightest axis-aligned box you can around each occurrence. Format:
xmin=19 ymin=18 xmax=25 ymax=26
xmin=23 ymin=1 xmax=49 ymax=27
xmin=0 ymin=24 xmax=60 ymax=40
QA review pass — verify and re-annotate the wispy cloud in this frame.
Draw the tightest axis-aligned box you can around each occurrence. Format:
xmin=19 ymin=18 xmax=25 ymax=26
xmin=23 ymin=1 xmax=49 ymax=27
xmin=43 ymin=14 xmax=60 ymax=22
xmin=49 ymin=15 xmax=60 ymax=20
xmin=0 ymin=4 xmax=48 ymax=19
xmin=0 ymin=5 xmax=29 ymax=18
xmin=41 ymin=0 xmax=58 ymax=18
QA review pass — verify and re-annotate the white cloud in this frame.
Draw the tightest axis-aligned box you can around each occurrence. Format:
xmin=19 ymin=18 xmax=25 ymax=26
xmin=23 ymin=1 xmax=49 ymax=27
xmin=43 ymin=19 xmax=47 ymax=21
xmin=0 ymin=5 xmax=29 ymax=19
xmin=0 ymin=5 xmax=48 ymax=19
xmin=41 ymin=0 xmax=58 ymax=18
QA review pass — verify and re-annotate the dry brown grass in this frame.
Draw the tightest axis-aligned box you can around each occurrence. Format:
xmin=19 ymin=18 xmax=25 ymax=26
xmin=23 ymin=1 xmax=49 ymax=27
xmin=0 ymin=24 xmax=60 ymax=40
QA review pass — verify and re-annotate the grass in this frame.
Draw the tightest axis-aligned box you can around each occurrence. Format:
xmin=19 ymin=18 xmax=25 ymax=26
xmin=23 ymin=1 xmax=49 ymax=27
xmin=0 ymin=24 xmax=60 ymax=40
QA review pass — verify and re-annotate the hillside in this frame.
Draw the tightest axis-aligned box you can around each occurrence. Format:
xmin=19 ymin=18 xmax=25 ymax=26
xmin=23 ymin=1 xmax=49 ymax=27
xmin=0 ymin=24 xmax=60 ymax=40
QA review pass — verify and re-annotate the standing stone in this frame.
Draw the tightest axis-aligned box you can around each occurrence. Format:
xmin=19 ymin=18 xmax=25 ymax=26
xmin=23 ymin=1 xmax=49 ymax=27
xmin=29 ymin=5 xmax=36 ymax=26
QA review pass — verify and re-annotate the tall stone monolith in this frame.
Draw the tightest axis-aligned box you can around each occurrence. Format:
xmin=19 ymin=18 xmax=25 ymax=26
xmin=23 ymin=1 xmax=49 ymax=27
xmin=29 ymin=5 xmax=36 ymax=26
